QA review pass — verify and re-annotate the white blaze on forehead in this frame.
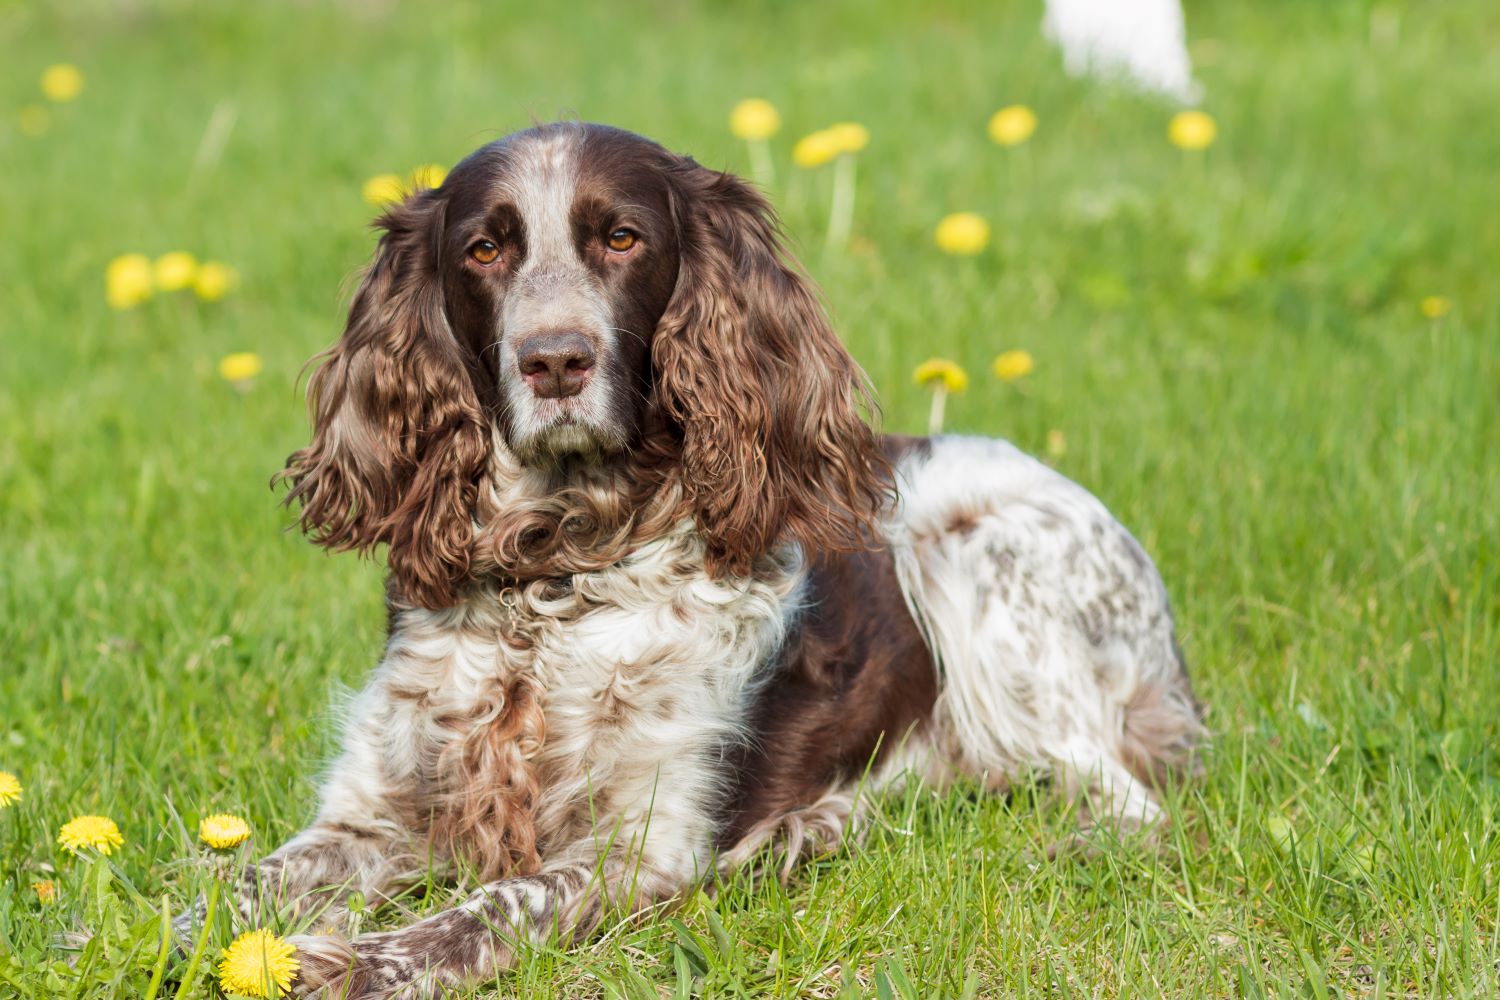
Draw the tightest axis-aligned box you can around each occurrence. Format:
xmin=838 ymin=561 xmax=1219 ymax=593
xmin=494 ymin=127 xmax=621 ymax=461
xmin=503 ymin=129 xmax=584 ymax=279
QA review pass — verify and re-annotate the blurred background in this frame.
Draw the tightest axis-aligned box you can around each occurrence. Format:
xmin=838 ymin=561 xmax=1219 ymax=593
xmin=2 ymin=1 xmax=1497 ymax=996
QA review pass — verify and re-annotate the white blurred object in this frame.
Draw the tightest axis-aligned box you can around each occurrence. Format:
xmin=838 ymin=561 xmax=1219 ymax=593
xmin=1042 ymin=0 xmax=1200 ymax=103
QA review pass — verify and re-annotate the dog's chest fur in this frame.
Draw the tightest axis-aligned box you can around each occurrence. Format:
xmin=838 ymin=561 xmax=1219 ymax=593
xmin=366 ymin=529 xmax=804 ymax=873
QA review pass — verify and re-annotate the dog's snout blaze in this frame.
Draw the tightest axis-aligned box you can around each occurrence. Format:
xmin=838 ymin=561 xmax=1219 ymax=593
xmin=516 ymin=331 xmax=596 ymax=399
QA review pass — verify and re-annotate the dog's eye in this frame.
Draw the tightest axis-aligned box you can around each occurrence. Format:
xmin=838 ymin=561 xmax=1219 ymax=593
xmin=469 ymin=240 xmax=500 ymax=265
xmin=606 ymin=229 xmax=637 ymax=253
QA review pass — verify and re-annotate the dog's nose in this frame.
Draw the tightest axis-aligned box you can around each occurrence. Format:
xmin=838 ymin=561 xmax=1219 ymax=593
xmin=516 ymin=331 xmax=596 ymax=399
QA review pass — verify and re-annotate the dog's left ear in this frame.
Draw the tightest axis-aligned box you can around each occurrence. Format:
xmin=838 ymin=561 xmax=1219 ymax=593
xmin=654 ymin=159 xmax=892 ymax=576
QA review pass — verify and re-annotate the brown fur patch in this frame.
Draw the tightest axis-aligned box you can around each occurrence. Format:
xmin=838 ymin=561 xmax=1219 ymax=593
xmin=428 ymin=674 xmax=547 ymax=880
xmin=719 ymin=537 xmax=937 ymax=848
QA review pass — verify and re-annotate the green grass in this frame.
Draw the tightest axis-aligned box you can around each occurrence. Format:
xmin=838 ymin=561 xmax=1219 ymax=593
xmin=2 ymin=0 xmax=1498 ymax=996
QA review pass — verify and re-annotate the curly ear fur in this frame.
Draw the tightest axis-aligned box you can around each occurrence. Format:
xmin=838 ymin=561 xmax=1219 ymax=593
xmin=278 ymin=192 xmax=489 ymax=608
xmin=654 ymin=161 xmax=892 ymax=575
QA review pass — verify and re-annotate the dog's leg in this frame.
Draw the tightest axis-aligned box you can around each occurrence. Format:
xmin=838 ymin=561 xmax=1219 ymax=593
xmin=288 ymin=860 xmax=677 ymax=999
xmin=1049 ymin=633 xmax=1203 ymax=855
xmin=1054 ymin=750 xmax=1163 ymax=845
xmin=285 ymin=734 xmax=720 ymax=999
xmin=233 ymin=818 xmax=416 ymax=930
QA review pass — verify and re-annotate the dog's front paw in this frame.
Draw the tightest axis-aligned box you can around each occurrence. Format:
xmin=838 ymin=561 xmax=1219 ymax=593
xmin=286 ymin=933 xmax=356 ymax=997
xmin=288 ymin=931 xmax=424 ymax=1000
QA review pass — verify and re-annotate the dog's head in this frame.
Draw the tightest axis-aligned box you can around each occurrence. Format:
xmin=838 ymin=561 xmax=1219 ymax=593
xmin=281 ymin=123 xmax=889 ymax=607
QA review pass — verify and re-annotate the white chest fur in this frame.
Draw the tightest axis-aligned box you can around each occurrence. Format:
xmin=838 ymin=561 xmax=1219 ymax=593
xmin=360 ymin=530 xmax=805 ymax=878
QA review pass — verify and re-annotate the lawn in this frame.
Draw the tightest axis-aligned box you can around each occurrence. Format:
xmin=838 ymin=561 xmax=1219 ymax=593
xmin=2 ymin=0 xmax=1497 ymax=996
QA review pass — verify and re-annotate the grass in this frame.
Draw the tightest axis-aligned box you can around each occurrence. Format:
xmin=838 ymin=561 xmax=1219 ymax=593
xmin=2 ymin=0 xmax=1497 ymax=995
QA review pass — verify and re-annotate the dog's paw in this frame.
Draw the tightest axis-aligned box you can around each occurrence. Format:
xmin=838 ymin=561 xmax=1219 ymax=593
xmin=286 ymin=932 xmax=355 ymax=997
xmin=288 ymin=932 xmax=424 ymax=999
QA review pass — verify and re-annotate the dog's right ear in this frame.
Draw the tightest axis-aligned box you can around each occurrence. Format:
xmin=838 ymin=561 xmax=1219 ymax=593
xmin=277 ymin=191 xmax=490 ymax=609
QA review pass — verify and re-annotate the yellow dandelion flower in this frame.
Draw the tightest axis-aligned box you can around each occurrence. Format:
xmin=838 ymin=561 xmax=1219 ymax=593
xmin=153 ymin=252 xmax=199 ymax=293
xmin=913 ymin=358 xmax=969 ymax=394
xmin=916 ymin=358 xmax=968 ymax=434
xmin=200 ymin=813 xmax=252 ymax=849
xmin=40 ymin=64 xmax=85 ymax=103
xmin=105 ymin=254 xmax=154 ymax=310
xmin=729 ymin=99 xmax=781 ymax=141
xmin=1168 ymin=110 xmax=1217 ymax=151
xmin=992 ymin=349 xmax=1035 ymax=382
xmin=792 ymin=129 xmax=841 ymax=169
xmin=988 ymin=105 xmax=1037 ymax=147
xmin=18 ymin=105 xmax=50 ymax=136
xmin=219 ymin=929 xmax=300 ymax=998
xmin=934 ymin=212 xmax=990 ymax=256
xmin=194 ymin=261 xmax=238 ymax=302
xmin=827 ymin=122 xmax=870 ymax=155
xmin=32 ymin=880 xmax=57 ymax=904
xmin=58 ymin=815 xmax=124 ymax=855
xmin=362 ymin=173 xmax=405 ymax=207
xmin=1045 ymin=429 xmax=1067 ymax=458
xmin=1420 ymin=295 xmax=1452 ymax=319
xmin=409 ymin=163 xmax=447 ymax=191
xmin=0 ymin=771 xmax=20 ymax=807
xmin=218 ymin=352 xmax=263 ymax=382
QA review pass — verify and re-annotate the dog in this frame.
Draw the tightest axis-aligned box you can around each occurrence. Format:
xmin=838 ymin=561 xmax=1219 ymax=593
xmin=213 ymin=122 xmax=1201 ymax=997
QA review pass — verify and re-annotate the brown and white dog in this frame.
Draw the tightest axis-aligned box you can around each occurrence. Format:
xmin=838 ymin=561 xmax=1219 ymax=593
xmin=216 ymin=122 xmax=1202 ymax=997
